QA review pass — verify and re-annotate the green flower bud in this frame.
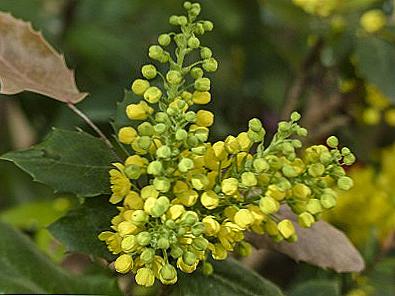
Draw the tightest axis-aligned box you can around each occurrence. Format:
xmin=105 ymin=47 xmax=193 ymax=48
xmin=290 ymin=111 xmax=301 ymax=121
xmin=157 ymin=196 xmax=170 ymax=208
xmin=319 ymin=151 xmax=332 ymax=164
xmin=155 ymin=112 xmax=169 ymax=123
xmin=191 ymin=174 xmax=209 ymax=190
xmin=247 ymin=130 xmax=264 ymax=143
xmin=178 ymin=16 xmax=188 ymax=26
xmin=144 ymin=86 xmax=162 ymax=104
xmin=140 ymin=248 xmax=155 ymax=263
xmin=166 ymin=70 xmax=183 ymax=85
xmin=298 ymin=212 xmax=315 ymax=228
xmin=124 ymin=165 xmax=142 ymax=179
xmin=236 ymin=241 xmax=252 ymax=257
xmin=297 ymin=127 xmax=308 ymax=137
xmin=121 ymin=235 xmax=138 ymax=252
xmin=183 ymin=1 xmax=192 ymax=10
xmin=191 ymin=222 xmax=205 ymax=236
xmin=248 ymin=118 xmax=263 ymax=132
xmin=183 ymin=251 xmax=197 ymax=266
xmin=147 ymin=161 xmax=163 ymax=176
xmin=306 ymin=199 xmax=322 ymax=215
xmin=191 ymin=145 xmax=206 ymax=155
xmin=169 ymin=15 xmax=179 ymax=25
xmin=343 ymin=153 xmax=356 ymax=165
xmin=138 ymin=122 xmax=154 ymax=136
xmin=259 ymin=196 xmax=280 ymax=214
xmin=153 ymin=177 xmax=171 ymax=193
xmin=203 ymin=57 xmax=218 ymax=72
xmin=190 ymin=3 xmax=201 ymax=17
xmin=131 ymin=210 xmax=148 ymax=225
xmin=141 ymin=64 xmax=157 ymax=80
xmin=278 ymin=121 xmax=290 ymax=132
xmin=158 ymin=34 xmax=171 ymax=47
xmin=160 ymin=264 xmax=177 ymax=282
xmin=192 ymin=237 xmax=208 ymax=251
xmin=241 ymin=172 xmax=257 ymax=187
xmin=157 ymin=237 xmax=170 ymax=249
xmin=132 ymin=79 xmax=150 ymax=96
xmin=188 ymin=36 xmax=200 ymax=49
xmin=326 ymin=136 xmax=339 ymax=148
xmin=191 ymin=67 xmax=204 ymax=79
xmin=170 ymin=246 xmax=184 ymax=258
xmin=175 ymin=129 xmax=188 ymax=141
xmin=202 ymin=262 xmax=213 ymax=275
xmin=341 ymin=147 xmax=351 ymax=155
xmin=281 ymin=142 xmax=294 ymax=154
xmin=337 ymin=176 xmax=353 ymax=190
xmin=181 ymin=211 xmax=199 ymax=226
xmin=137 ymin=136 xmax=152 ymax=150
xmin=194 ymin=77 xmax=211 ymax=91
xmin=282 ymin=165 xmax=298 ymax=178
xmin=187 ymin=135 xmax=199 ymax=147
xmin=137 ymin=231 xmax=151 ymax=246
xmin=194 ymin=23 xmax=205 ymax=35
xmin=156 ymin=145 xmax=172 ymax=159
xmin=253 ymin=158 xmax=269 ymax=173
xmin=203 ymin=20 xmax=214 ymax=31
xmin=154 ymin=123 xmax=167 ymax=134
xmin=321 ymin=193 xmax=336 ymax=209
xmin=308 ymin=163 xmax=326 ymax=177
xmin=194 ymin=128 xmax=209 ymax=142
xmin=148 ymin=45 xmax=163 ymax=60
xmin=200 ymin=47 xmax=212 ymax=59
xmin=185 ymin=111 xmax=197 ymax=122
xmin=178 ymin=158 xmax=194 ymax=172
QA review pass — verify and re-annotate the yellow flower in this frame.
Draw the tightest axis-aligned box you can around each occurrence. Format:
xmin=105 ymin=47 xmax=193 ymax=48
xmin=200 ymin=190 xmax=219 ymax=209
xmin=192 ymin=91 xmax=211 ymax=104
xmin=135 ymin=267 xmax=155 ymax=287
xmin=118 ymin=127 xmax=138 ymax=144
xmin=124 ymin=191 xmax=144 ymax=210
xmin=234 ymin=209 xmax=254 ymax=229
xmin=221 ymin=178 xmax=239 ymax=195
xmin=196 ymin=110 xmax=214 ymax=127
xmin=202 ymin=216 xmax=220 ymax=236
xmin=126 ymin=101 xmax=154 ymax=120
xmin=125 ymin=155 xmax=148 ymax=168
xmin=209 ymin=243 xmax=228 ymax=260
xmin=277 ymin=219 xmax=295 ymax=239
xmin=114 ymin=254 xmax=133 ymax=273
xmin=360 ymin=10 xmax=386 ymax=33
xmin=109 ymin=164 xmax=131 ymax=204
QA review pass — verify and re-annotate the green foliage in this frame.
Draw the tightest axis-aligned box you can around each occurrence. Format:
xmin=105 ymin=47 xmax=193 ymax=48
xmin=1 ymin=129 xmax=117 ymax=197
xmin=288 ymin=279 xmax=340 ymax=296
xmin=49 ymin=198 xmax=118 ymax=260
xmin=355 ymin=36 xmax=395 ymax=102
xmin=169 ymin=258 xmax=284 ymax=296
xmin=0 ymin=222 xmax=121 ymax=295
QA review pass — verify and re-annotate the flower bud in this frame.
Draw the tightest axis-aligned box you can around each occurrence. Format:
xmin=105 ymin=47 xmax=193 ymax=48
xmin=182 ymin=251 xmax=197 ymax=266
xmin=241 ymin=172 xmax=257 ymax=187
xmin=191 ymin=174 xmax=209 ymax=190
xmin=126 ymin=101 xmax=154 ymax=120
xmin=202 ymin=216 xmax=220 ymax=236
xmin=236 ymin=241 xmax=252 ymax=257
xmin=190 ymin=3 xmax=201 ymax=16
xmin=160 ymin=263 xmax=177 ymax=283
xmin=202 ymin=262 xmax=213 ymax=275
xmin=200 ymin=190 xmax=219 ymax=209
xmin=155 ymin=112 xmax=169 ymax=123
xmin=181 ymin=211 xmax=199 ymax=226
xmin=188 ymin=36 xmax=200 ymax=48
xmin=343 ymin=153 xmax=356 ymax=165
xmin=298 ymin=212 xmax=315 ymax=228
xmin=178 ymin=158 xmax=194 ymax=172
xmin=196 ymin=110 xmax=214 ymax=127
xmin=192 ymin=91 xmax=211 ymax=104
xmin=158 ymin=33 xmax=171 ymax=46
xmin=175 ymin=129 xmax=188 ymax=141
xmin=153 ymin=177 xmax=171 ymax=193
xmin=200 ymin=47 xmax=212 ymax=59
xmin=306 ymin=199 xmax=322 ymax=215
xmin=337 ymin=176 xmax=354 ymax=190
xmin=140 ymin=248 xmax=155 ymax=263
xmin=191 ymin=67 xmax=204 ymax=79
xmin=135 ymin=267 xmax=155 ymax=287
xmin=118 ymin=127 xmax=138 ymax=144
xmin=147 ymin=160 xmax=163 ymax=176
xmin=144 ymin=86 xmax=162 ymax=104
xmin=259 ymin=196 xmax=280 ymax=214
xmin=192 ymin=237 xmax=208 ymax=251
xmin=166 ymin=70 xmax=183 ymax=85
xmin=253 ymin=158 xmax=269 ymax=173
xmin=234 ymin=209 xmax=254 ymax=228
xmin=137 ymin=136 xmax=152 ymax=150
xmin=132 ymin=79 xmax=150 ymax=96
xmin=157 ymin=237 xmax=170 ymax=249
xmin=156 ymin=145 xmax=172 ymax=159
xmin=221 ymin=178 xmax=239 ymax=195
xmin=121 ymin=235 xmax=138 ymax=252
xmin=154 ymin=123 xmax=167 ymax=134
xmin=194 ymin=78 xmax=211 ymax=91
xmin=192 ymin=222 xmax=205 ymax=236
xmin=131 ymin=210 xmax=148 ymax=225
xmin=290 ymin=111 xmax=301 ymax=121
xmin=203 ymin=20 xmax=214 ymax=31
xmin=137 ymin=122 xmax=154 ymax=136
xmin=136 ymin=231 xmax=152 ymax=246
xmin=308 ymin=163 xmax=326 ymax=177
xmin=114 ymin=254 xmax=133 ymax=273
xmin=178 ymin=16 xmax=188 ymax=25
xmin=249 ymin=118 xmax=263 ymax=132
xmin=360 ymin=9 xmax=386 ymax=33
xmin=141 ymin=64 xmax=157 ymax=80
xmin=183 ymin=1 xmax=192 ymax=9
xmin=203 ymin=57 xmax=218 ymax=72
xmin=171 ymin=246 xmax=184 ymax=258
xmin=148 ymin=45 xmax=163 ymax=60
xmin=124 ymin=165 xmax=141 ymax=179
xmin=326 ymin=136 xmax=339 ymax=148
xmin=321 ymin=193 xmax=336 ymax=209
xmin=277 ymin=219 xmax=295 ymax=239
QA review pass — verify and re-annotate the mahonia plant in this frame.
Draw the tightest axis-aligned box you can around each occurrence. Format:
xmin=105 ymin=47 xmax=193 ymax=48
xmin=98 ymin=2 xmax=356 ymax=287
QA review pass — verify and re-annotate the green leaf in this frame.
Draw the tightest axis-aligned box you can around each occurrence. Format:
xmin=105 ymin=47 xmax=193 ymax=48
xmin=113 ymin=90 xmax=139 ymax=133
xmin=0 ymin=128 xmax=118 ymax=197
xmin=49 ymin=197 xmax=117 ymax=260
xmin=288 ymin=280 xmax=340 ymax=296
xmin=355 ymin=37 xmax=395 ymax=102
xmin=169 ymin=258 xmax=284 ymax=296
xmin=0 ymin=222 xmax=121 ymax=295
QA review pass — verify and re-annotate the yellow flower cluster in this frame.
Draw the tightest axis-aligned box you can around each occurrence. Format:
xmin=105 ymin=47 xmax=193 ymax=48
xmin=361 ymin=84 xmax=395 ymax=126
xmin=325 ymin=144 xmax=395 ymax=247
xmin=292 ymin=0 xmax=339 ymax=17
xmin=360 ymin=9 xmax=387 ymax=33
xmin=99 ymin=1 xmax=355 ymax=287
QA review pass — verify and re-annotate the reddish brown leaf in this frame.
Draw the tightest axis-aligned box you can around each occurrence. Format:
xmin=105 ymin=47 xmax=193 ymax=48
xmin=0 ymin=12 xmax=87 ymax=103
xmin=248 ymin=206 xmax=365 ymax=273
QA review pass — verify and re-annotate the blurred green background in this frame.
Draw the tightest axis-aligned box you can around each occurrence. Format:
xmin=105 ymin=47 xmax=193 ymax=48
xmin=1 ymin=0 xmax=395 ymax=295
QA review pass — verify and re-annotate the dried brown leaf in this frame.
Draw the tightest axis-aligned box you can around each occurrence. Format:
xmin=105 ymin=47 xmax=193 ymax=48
xmin=0 ymin=12 xmax=87 ymax=103
xmin=248 ymin=206 xmax=365 ymax=273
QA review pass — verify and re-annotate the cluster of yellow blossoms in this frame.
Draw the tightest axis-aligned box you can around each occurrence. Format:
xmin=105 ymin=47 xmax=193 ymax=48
xmin=326 ymin=143 xmax=395 ymax=247
xmin=362 ymin=84 xmax=395 ymax=126
xmin=99 ymin=2 xmax=355 ymax=287
xmin=292 ymin=0 xmax=339 ymax=17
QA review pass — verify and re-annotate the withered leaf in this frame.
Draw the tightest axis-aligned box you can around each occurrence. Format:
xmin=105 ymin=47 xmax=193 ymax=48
xmin=248 ymin=206 xmax=365 ymax=273
xmin=0 ymin=12 xmax=87 ymax=103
